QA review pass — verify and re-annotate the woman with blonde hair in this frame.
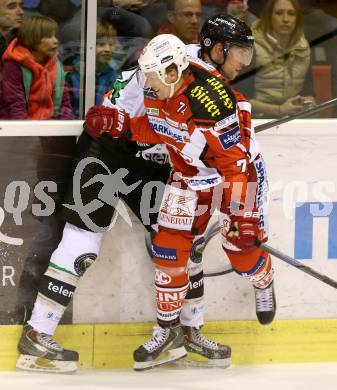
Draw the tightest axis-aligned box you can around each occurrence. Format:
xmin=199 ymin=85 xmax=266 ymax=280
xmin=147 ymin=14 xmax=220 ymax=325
xmin=0 ymin=15 xmax=74 ymax=119
xmin=248 ymin=0 xmax=315 ymax=118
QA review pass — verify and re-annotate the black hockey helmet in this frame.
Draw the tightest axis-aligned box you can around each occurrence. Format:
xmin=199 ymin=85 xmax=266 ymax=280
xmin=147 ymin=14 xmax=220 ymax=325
xmin=201 ymin=13 xmax=254 ymax=56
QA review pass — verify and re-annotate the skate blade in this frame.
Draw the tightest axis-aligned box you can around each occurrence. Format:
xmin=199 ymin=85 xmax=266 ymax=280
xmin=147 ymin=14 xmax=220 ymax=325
xmin=172 ymin=352 xmax=231 ymax=368
xmin=16 ymin=354 xmax=77 ymax=373
xmin=134 ymin=346 xmax=187 ymax=371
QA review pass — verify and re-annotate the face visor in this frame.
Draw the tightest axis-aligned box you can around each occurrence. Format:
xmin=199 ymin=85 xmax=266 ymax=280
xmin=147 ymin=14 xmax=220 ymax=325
xmin=135 ymin=67 xmax=146 ymax=89
xmin=228 ymin=44 xmax=254 ymax=66
xmin=135 ymin=67 xmax=158 ymax=98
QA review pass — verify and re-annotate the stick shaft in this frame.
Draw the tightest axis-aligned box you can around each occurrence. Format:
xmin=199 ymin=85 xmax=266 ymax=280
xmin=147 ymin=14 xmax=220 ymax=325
xmin=204 ymin=267 xmax=234 ymax=277
xmin=255 ymin=97 xmax=337 ymax=133
xmin=258 ymin=242 xmax=337 ymax=289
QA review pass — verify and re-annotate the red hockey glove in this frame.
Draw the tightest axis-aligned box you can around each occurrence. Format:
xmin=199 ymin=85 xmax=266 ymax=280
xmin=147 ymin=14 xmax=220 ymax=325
xmin=226 ymin=215 xmax=259 ymax=252
xmin=85 ymin=105 xmax=130 ymax=138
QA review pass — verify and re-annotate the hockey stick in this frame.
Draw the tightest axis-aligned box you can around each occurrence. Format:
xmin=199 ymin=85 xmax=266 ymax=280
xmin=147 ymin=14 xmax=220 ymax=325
xmin=203 ymin=266 xmax=234 ymax=278
xmin=256 ymin=240 xmax=337 ymax=289
xmin=203 ymin=223 xmax=337 ymax=288
xmin=146 ymin=225 xmax=337 ymax=287
xmin=254 ymin=97 xmax=337 ymax=133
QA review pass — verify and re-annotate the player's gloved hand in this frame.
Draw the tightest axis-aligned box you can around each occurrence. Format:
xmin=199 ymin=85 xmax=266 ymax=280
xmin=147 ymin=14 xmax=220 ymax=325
xmin=226 ymin=215 xmax=259 ymax=252
xmin=85 ymin=105 xmax=130 ymax=138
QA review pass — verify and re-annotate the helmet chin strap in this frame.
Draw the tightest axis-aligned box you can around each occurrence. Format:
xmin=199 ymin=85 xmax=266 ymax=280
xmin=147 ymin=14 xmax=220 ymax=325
xmin=160 ymin=70 xmax=182 ymax=98
xmin=207 ymin=42 xmax=229 ymax=72
xmin=208 ymin=50 xmax=225 ymax=72
xmin=168 ymin=83 xmax=175 ymax=98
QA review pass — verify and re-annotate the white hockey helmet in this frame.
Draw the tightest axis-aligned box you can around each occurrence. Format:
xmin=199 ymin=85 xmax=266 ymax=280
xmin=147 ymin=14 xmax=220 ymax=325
xmin=138 ymin=34 xmax=189 ymax=86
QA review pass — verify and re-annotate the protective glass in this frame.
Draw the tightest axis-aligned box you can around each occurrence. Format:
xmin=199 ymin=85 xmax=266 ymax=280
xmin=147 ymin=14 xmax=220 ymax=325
xmin=228 ymin=44 xmax=254 ymax=66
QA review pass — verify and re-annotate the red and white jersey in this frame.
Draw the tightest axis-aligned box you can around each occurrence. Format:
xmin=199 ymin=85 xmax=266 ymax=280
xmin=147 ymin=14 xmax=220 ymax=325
xmin=130 ymin=63 xmax=250 ymax=195
xmin=233 ymin=88 xmax=260 ymax=162
xmin=101 ymin=45 xmax=259 ymax=172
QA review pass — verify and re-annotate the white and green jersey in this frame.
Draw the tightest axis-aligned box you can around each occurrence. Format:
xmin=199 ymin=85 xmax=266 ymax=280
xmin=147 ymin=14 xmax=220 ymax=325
xmin=101 ymin=67 xmax=168 ymax=164
xmin=102 ymin=67 xmax=147 ymax=117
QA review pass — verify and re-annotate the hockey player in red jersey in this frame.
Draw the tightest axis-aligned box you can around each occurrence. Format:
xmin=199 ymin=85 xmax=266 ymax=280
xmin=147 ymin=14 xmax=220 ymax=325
xmin=16 ymin=15 xmax=275 ymax=373
xmin=85 ymin=28 xmax=275 ymax=370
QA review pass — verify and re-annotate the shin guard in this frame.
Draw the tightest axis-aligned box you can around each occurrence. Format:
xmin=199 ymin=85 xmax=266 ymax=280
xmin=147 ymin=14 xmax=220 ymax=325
xmin=156 ymin=269 xmax=189 ymax=326
xmin=28 ymin=265 xmax=78 ymax=335
xmin=236 ymin=253 xmax=274 ymax=289
xmin=29 ymin=223 xmax=103 ymax=335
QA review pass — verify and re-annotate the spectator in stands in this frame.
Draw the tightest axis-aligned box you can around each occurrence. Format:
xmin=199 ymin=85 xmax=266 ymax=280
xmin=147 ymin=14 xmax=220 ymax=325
xmin=200 ymin=0 xmax=227 ymax=23
xmin=157 ymin=0 xmax=201 ymax=44
xmin=0 ymin=0 xmax=24 ymax=60
xmin=67 ymin=19 xmax=118 ymax=118
xmin=226 ymin=0 xmax=256 ymax=26
xmin=23 ymin=0 xmax=40 ymax=7
xmin=97 ymin=0 xmax=154 ymax=38
xmin=24 ymin=0 xmax=82 ymax=64
xmin=248 ymin=0 xmax=315 ymax=118
xmin=140 ymin=0 xmax=225 ymax=33
xmin=139 ymin=0 xmax=168 ymax=33
xmin=0 ymin=15 xmax=74 ymax=119
xmin=97 ymin=0 xmax=156 ymax=72
xmin=249 ymin=0 xmax=337 ymax=39
xmin=1 ymin=14 xmax=76 ymax=325
xmin=24 ymin=0 xmax=81 ymax=41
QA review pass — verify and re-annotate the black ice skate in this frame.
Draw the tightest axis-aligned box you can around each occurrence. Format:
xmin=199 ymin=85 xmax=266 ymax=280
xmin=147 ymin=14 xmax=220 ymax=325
xmin=133 ymin=323 xmax=187 ymax=371
xmin=254 ymin=281 xmax=276 ymax=325
xmin=16 ymin=324 xmax=79 ymax=373
xmin=181 ymin=326 xmax=231 ymax=367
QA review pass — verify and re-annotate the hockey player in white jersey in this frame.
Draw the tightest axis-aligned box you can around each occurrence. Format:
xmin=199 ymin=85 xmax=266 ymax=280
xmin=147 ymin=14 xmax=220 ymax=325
xmin=16 ymin=14 xmax=274 ymax=373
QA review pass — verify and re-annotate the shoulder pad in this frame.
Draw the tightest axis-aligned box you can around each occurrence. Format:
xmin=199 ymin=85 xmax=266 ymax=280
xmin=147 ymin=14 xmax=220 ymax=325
xmin=187 ymin=57 xmax=216 ymax=73
xmin=109 ymin=69 xmax=137 ymax=104
xmin=186 ymin=66 xmax=236 ymax=125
